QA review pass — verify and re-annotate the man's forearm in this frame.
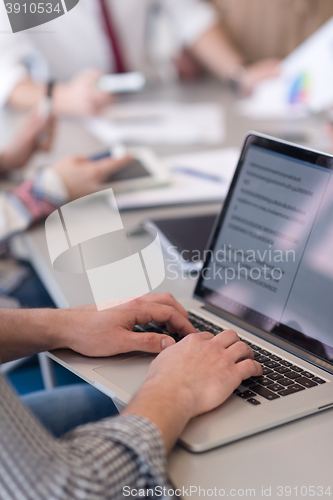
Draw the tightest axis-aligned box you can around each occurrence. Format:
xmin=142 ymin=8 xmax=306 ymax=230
xmin=123 ymin=378 xmax=192 ymax=454
xmin=1 ymin=374 xmax=171 ymax=500
xmin=0 ymin=308 xmax=67 ymax=363
xmin=190 ymin=25 xmax=244 ymax=81
xmin=7 ymin=79 xmax=47 ymax=109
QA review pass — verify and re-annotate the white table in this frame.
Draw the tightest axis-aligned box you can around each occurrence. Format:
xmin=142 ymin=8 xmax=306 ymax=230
xmin=20 ymin=81 xmax=333 ymax=499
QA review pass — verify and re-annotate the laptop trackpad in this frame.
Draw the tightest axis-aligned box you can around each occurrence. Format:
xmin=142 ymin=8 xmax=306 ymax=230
xmin=93 ymin=353 xmax=155 ymax=395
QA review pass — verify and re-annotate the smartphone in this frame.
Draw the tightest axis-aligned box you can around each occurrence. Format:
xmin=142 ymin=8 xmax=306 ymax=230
xmin=97 ymin=72 xmax=146 ymax=94
xmin=90 ymin=146 xmax=169 ymax=193
xmin=90 ymin=151 xmax=150 ymax=183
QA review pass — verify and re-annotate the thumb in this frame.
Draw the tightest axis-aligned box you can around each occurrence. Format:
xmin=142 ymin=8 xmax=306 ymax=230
xmin=93 ymin=155 xmax=132 ymax=182
xmin=128 ymin=331 xmax=175 ymax=353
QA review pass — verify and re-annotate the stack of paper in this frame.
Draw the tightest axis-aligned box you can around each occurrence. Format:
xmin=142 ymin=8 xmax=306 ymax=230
xmin=85 ymin=101 xmax=225 ymax=145
xmin=114 ymin=148 xmax=239 ymax=210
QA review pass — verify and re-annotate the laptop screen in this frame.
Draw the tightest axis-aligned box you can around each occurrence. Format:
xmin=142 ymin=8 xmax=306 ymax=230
xmin=195 ymin=134 xmax=333 ymax=367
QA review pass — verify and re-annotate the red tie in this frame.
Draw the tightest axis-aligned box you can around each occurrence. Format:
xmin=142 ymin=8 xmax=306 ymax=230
xmin=98 ymin=0 xmax=127 ymax=74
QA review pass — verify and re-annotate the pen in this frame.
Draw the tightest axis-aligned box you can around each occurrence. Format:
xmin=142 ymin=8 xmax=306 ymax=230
xmin=90 ymin=150 xmax=112 ymax=161
xmin=173 ymin=166 xmax=225 ymax=183
xmin=90 ymin=144 xmax=127 ymax=161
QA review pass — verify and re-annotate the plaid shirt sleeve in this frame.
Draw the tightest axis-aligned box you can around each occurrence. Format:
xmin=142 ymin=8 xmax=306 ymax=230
xmin=0 ymin=374 xmax=174 ymax=500
xmin=0 ymin=168 xmax=68 ymax=243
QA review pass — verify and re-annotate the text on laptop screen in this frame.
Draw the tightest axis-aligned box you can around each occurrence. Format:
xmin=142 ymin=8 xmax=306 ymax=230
xmin=196 ymin=140 xmax=333 ymax=365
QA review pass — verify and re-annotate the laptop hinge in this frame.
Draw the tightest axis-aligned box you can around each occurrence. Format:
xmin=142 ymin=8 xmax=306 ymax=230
xmin=201 ymin=303 xmax=236 ymax=324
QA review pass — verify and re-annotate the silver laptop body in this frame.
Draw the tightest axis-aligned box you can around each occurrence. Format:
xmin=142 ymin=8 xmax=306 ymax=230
xmin=51 ymin=133 xmax=333 ymax=452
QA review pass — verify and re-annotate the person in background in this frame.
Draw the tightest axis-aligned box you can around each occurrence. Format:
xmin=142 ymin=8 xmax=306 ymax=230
xmin=0 ymin=109 xmax=128 ymax=308
xmin=176 ymin=0 xmax=333 ymax=92
xmin=211 ymin=0 xmax=333 ymax=63
xmin=0 ymin=293 xmax=262 ymax=499
xmin=0 ymin=0 xmax=281 ymax=117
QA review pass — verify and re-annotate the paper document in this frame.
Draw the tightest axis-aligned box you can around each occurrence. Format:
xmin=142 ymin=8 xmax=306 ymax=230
xmin=237 ymin=17 xmax=333 ymax=119
xmin=114 ymin=148 xmax=239 ymax=210
xmin=85 ymin=102 xmax=225 ymax=145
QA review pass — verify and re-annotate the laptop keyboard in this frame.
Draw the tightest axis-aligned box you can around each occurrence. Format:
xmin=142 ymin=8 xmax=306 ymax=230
xmin=134 ymin=311 xmax=326 ymax=406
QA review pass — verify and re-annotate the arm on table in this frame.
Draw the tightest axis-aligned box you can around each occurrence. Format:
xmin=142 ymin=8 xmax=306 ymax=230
xmin=190 ymin=25 xmax=280 ymax=94
xmin=166 ymin=0 xmax=280 ymax=93
xmin=0 ymin=109 xmax=129 ymax=242
xmin=7 ymin=69 xmax=112 ymax=116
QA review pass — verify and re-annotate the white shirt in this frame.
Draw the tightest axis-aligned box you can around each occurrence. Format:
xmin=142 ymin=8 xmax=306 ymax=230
xmin=0 ymin=0 xmax=218 ymax=106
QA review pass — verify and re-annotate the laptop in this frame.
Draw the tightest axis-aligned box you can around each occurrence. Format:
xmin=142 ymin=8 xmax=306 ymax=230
xmin=50 ymin=133 xmax=333 ymax=452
